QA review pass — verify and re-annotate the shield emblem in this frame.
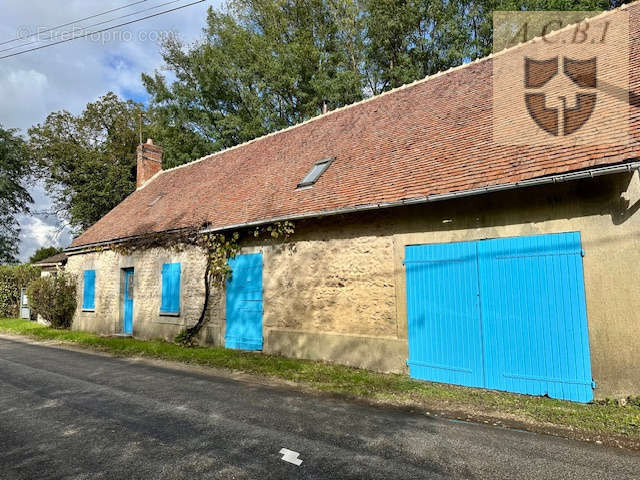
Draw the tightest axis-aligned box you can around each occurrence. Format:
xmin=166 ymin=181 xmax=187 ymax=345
xmin=524 ymin=56 xmax=597 ymax=136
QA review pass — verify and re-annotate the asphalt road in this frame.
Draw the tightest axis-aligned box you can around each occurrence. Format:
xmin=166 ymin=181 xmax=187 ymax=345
xmin=0 ymin=336 xmax=638 ymax=479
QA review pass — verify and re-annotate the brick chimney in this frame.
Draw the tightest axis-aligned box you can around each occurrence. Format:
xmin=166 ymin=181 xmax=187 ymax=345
xmin=136 ymin=138 xmax=163 ymax=188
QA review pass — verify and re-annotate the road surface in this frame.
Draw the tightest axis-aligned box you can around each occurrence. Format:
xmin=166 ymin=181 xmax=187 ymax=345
xmin=0 ymin=336 xmax=637 ymax=479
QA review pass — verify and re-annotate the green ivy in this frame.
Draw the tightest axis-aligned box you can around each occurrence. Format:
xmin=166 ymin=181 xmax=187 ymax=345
xmin=107 ymin=221 xmax=295 ymax=346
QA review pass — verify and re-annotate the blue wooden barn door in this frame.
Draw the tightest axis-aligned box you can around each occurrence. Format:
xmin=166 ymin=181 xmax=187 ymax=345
xmin=405 ymin=232 xmax=594 ymax=402
xmin=478 ymin=232 xmax=594 ymax=402
xmin=405 ymin=241 xmax=485 ymax=388
xmin=123 ymin=268 xmax=134 ymax=335
xmin=225 ymin=253 xmax=263 ymax=350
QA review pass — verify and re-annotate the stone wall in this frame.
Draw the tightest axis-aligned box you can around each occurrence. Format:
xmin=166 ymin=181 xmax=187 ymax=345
xmin=66 ymin=247 xmax=224 ymax=343
xmin=66 ymin=171 xmax=640 ymax=399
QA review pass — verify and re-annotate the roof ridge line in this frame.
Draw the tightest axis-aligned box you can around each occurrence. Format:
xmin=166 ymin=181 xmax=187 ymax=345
xmin=156 ymin=58 xmax=485 ymax=178
xmin=147 ymin=2 xmax=634 ymax=182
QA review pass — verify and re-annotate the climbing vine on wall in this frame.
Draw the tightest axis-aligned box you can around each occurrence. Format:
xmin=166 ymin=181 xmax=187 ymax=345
xmin=106 ymin=221 xmax=295 ymax=346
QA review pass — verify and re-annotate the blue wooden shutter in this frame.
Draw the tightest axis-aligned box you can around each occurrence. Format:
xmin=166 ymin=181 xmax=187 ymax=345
xmin=160 ymin=263 xmax=181 ymax=314
xmin=82 ymin=270 xmax=95 ymax=310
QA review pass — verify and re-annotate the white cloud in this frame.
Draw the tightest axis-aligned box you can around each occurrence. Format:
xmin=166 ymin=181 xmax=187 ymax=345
xmin=0 ymin=68 xmax=48 ymax=130
xmin=22 ymin=216 xmax=58 ymax=246
xmin=17 ymin=181 xmax=73 ymax=262
xmin=19 ymin=215 xmax=71 ymax=261
xmin=0 ymin=0 xmax=219 ymax=261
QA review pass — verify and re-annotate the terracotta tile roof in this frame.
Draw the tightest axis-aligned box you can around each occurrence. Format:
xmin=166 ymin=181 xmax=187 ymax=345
xmin=33 ymin=252 xmax=68 ymax=266
xmin=71 ymin=4 xmax=640 ymax=248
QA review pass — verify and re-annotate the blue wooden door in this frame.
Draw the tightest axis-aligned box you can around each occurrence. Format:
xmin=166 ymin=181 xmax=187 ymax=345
xmin=225 ymin=253 xmax=263 ymax=350
xmin=478 ymin=232 xmax=593 ymax=402
xmin=405 ymin=241 xmax=485 ymax=388
xmin=405 ymin=232 xmax=594 ymax=402
xmin=123 ymin=268 xmax=134 ymax=335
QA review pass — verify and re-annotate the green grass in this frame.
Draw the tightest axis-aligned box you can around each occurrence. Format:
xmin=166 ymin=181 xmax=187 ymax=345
xmin=1 ymin=318 xmax=639 ymax=444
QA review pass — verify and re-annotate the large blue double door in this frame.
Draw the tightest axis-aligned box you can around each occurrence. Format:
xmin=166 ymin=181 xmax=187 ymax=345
xmin=405 ymin=232 xmax=594 ymax=402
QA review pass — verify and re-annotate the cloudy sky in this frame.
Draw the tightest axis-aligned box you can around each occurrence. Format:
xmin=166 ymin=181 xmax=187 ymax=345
xmin=0 ymin=0 xmax=221 ymax=261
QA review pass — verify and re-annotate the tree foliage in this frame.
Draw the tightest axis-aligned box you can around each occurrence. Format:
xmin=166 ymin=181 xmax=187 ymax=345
xmin=29 ymin=246 xmax=64 ymax=264
xmin=0 ymin=264 xmax=40 ymax=317
xmin=0 ymin=125 xmax=32 ymax=264
xmin=143 ymin=0 xmax=366 ymax=165
xmin=143 ymin=0 xmax=626 ymax=166
xmin=27 ymin=272 xmax=77 ymax=329
xmin=28 ymin=92 xmax=147 ymax=233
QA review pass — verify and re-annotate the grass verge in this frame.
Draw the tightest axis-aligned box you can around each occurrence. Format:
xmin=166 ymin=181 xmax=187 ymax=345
xmin=1 ymin=318 xmax=639 ymax=449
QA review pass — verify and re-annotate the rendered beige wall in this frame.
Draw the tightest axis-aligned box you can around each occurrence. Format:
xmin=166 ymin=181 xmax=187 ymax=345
xmin=67 ymin=171 xmax=640 ymax=399
xmin=388 ymin=171 xmax=640 ymax=399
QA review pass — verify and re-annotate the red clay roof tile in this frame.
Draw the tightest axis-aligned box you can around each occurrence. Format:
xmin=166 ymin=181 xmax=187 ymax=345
xmin=71 ymin=4 xmax=640 ymax=247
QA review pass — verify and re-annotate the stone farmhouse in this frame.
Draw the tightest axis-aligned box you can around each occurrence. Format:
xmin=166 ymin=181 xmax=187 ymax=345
xmin=65 ymin=4 xmax=640 ymax=402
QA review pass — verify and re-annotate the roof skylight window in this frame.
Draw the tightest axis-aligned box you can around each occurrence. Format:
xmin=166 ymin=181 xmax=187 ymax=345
xmin=297 ymin=157 xmax=334 ymax=189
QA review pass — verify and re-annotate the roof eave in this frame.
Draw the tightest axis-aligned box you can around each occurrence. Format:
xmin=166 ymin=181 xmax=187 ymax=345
xmin=65 ymin=160 xmax=640 ymax=255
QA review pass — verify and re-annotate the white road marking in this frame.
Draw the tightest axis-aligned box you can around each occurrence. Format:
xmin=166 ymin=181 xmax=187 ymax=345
xmin=279 ymin=448 xmax=303 ymax=466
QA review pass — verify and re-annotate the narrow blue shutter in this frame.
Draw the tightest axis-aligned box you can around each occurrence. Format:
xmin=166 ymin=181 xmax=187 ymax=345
xmin=82 ymin=270 xmax=95 ymax=310
xmin=160 ymin=264 xmax=171 ymax=313
xmin=160 ymin=263 xmax=180 ymax=314
xmin=170 ymin=263 xmax=180 ymax=313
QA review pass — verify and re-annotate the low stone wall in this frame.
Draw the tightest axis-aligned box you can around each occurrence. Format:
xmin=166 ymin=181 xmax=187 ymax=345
xmin=265 ymin=328 xmax=408 ymax=373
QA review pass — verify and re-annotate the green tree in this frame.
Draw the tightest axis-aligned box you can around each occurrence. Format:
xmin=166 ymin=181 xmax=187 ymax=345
xmin=0 ymin=125 xmax=32 ymax=264
xmin=29 ymin=92 xmax=147 ymax=233
xmin=468 ymin=0 xmax=627 ymax=59
xmin=29 ymin=246 xmax=64 ymax=264
xmin=143 ymin=0 xmax=365 ymax=166
xmin=144 ymin=0 xmax=626 ymax=166
xmin=363 ymin=0 xmax=621 ymax=92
